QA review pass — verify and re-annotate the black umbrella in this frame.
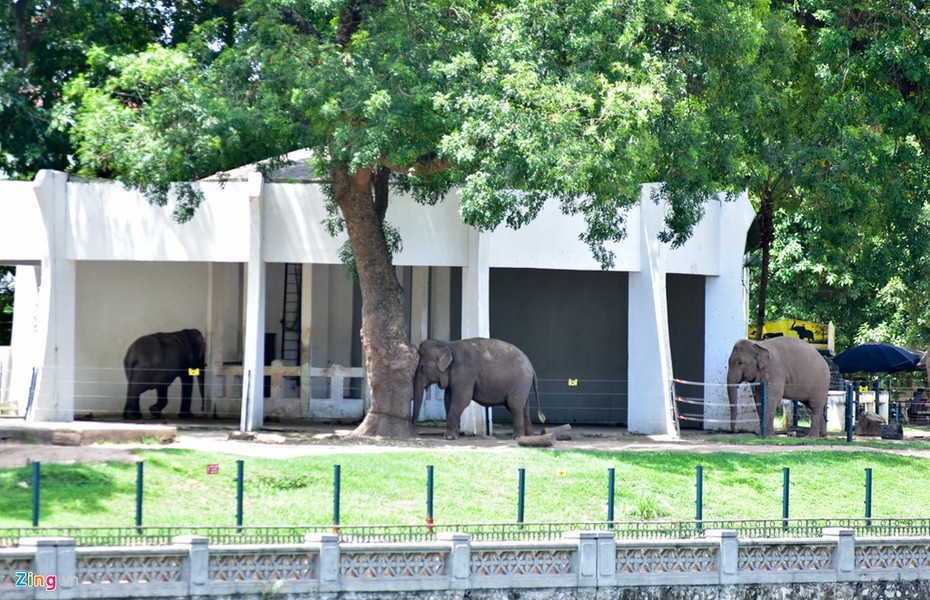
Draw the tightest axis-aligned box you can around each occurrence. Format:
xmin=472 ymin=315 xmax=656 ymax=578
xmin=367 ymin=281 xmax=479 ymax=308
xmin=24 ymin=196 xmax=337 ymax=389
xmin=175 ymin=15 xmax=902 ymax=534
xmin=833 ymin=342 xmax=923 ymax=374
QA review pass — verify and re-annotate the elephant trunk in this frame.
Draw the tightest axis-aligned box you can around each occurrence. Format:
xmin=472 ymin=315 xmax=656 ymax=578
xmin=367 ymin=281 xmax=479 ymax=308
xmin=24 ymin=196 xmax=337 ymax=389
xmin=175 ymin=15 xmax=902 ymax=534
xmin=727 ymin=370 xmax=741 ymax=433
xmin=412 ymin=371 xmax=429 ymax=423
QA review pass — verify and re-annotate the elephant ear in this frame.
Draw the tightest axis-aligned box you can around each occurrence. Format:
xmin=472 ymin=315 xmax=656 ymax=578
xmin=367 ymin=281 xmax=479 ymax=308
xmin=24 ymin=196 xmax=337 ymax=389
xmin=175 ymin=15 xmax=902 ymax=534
xmin=437 ymin=345 xmax=453 ymax=389
xmin=753 ymin=342 xmax=771 ymax=381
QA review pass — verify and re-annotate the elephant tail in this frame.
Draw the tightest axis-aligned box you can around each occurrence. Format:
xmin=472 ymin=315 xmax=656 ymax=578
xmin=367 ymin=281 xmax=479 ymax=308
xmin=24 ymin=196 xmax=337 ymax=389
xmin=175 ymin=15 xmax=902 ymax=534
xmin=533 ymin=373 xmax=546 ymax=424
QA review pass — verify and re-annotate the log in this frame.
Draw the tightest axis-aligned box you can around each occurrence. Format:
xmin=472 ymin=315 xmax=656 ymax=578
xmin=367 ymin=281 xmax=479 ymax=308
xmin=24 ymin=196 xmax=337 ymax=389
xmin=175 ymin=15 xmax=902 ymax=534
xmin=517 ymin=433 xmax=554 ymax=447
xmin=542 ymin=424 xmax=573 ymax=440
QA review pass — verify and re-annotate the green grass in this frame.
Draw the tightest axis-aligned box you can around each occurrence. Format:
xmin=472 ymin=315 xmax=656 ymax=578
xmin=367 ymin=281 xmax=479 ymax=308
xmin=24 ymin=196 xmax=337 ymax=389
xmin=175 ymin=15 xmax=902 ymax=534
xmin=3 ymin=447 xmax=930 ymax=528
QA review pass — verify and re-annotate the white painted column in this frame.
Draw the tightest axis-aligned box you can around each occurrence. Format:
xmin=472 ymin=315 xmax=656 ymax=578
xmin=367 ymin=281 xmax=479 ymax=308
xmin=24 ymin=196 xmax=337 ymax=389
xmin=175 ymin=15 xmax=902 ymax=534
xmin=460 ymin=228 xmax=490 ymax=435
xmin=430 ymin=267 xmax=452 ymax=341
xmin=30 ymin=170 xmax=75 ymax=422
xmin=240 ymin=172 xmax=266 ymax=431
xmin=627 ymin=186 xmax=677 ymax=436
xmin=704 ymin=191 xmax=756 ymax=431
xmin=299 ymin=263 xmax=314 ymax=406
xmin=410 ymin=267 xmax=430 ymax=345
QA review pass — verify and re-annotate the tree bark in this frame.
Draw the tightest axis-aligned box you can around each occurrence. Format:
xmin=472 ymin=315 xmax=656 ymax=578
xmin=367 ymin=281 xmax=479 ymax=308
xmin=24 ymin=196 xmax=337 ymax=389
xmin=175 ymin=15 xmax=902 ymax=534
xmin=754 ymin=187 xmax=774 ymax=341
xmin=331 ymin=165 xmax=418 ymax=438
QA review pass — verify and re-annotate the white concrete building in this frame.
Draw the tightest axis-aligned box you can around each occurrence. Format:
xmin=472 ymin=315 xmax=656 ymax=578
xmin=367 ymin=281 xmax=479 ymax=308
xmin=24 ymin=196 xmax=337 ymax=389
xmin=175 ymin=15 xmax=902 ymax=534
xmin=0 ymin=167 xmax=754 ymax=435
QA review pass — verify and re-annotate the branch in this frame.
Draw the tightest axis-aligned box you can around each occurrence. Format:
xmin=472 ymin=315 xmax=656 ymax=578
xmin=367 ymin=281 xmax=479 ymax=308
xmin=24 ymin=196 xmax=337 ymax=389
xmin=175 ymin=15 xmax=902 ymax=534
xmin=380 ymin=154 xmax=452 ymax=177
xmin=277 ymin=6 xmax=319 ymax=37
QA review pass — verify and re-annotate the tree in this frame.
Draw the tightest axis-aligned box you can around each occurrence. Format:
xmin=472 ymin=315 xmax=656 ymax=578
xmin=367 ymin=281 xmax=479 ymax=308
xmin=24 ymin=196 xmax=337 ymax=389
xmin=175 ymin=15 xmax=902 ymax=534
xmin=60 ymin=0 xmax=765 ymax=437
xmin=750 ymin=1 xmax=930 ymax=349
xmin=0 ymin=0 xmax=234 ymax=178
xmin=0 ymin=267 xmax=13 ymax=345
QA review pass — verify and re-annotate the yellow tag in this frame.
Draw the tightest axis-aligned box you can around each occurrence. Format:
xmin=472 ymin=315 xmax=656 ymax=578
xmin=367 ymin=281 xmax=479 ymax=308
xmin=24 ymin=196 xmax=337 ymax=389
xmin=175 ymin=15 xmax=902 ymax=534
xmin=568 ymin=379 xmax=578 ymax=387
xmin=189 ymin=368 xmax=201 ymax=376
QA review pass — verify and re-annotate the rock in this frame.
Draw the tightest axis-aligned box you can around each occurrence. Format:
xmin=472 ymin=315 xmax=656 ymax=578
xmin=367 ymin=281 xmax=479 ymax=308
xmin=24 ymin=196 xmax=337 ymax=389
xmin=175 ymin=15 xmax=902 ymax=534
xmin=881 ymin=423 xmax=904 ymax=440
xmin=255 ymin=433 xmax=287 ymax=445
xmin=855 ymin=411 xmax=885 ymax=437
xmin=228 ymin=430 xmax=256 ymax=441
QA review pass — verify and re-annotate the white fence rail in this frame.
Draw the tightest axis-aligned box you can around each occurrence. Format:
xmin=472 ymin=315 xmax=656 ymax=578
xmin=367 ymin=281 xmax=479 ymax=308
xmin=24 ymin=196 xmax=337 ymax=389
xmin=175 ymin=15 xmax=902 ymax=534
xmin=3 ymin=529 xmax=930 ymax=598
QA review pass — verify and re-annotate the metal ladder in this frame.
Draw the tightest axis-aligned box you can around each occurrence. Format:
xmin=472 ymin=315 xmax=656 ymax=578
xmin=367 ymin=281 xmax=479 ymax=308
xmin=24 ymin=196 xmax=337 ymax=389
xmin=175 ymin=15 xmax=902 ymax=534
xmin=280 ymin=263 xmax=302 ymax=365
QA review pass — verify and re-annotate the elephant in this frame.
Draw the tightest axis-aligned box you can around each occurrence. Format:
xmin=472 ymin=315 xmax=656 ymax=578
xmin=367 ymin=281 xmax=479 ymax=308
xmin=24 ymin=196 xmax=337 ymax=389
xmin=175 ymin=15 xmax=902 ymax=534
xmin=727 ymin=336 xmax=830 ymax=437
xmin=123 ymin=329 xmax=206 ymax=420
xmin=412 ymin=338 xmax=546 ymax=440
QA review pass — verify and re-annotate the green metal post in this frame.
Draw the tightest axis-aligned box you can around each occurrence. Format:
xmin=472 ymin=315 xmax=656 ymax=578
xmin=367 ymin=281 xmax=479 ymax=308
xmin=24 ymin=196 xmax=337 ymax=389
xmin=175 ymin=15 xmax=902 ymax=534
xmin=236 ymin=460 xmax=244 ymax=530
xmin=695 ymin=465 xmax=703 ymax=529
xmin=607 ymin=468 xmax=615 ymax=528
xmin=136 ymin=461 xmax=144 ymax=530
xmin=846 ymin=383 xmax=854 ymax=443
xmin=782 ymin=467 xmax=790 ymax=530
xmin=333 ymin=464 xmax=341 ymax=532
xmin=31 ymin=461 xmax=40 ymax=527
xmin=865 ymin=467 xmax=873 ymax=527
xmin=517 ymin=468 xmax=526 ymax=524
xmin=426 ymin=465 xmax=434 ymax=532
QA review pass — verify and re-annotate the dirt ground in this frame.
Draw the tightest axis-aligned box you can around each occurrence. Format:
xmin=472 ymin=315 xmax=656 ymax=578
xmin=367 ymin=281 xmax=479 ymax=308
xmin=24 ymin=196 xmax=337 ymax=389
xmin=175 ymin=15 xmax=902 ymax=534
xmin=2 ymin=421 xmax=929 ymax=469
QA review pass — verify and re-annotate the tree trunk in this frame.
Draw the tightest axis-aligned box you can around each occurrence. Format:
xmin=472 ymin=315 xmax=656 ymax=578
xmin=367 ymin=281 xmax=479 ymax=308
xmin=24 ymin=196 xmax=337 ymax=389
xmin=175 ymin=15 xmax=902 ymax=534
xmin=331 ymin=166 xmax=418 ymax=438
xmin=754 ymin=187 xmax=774 ymax=341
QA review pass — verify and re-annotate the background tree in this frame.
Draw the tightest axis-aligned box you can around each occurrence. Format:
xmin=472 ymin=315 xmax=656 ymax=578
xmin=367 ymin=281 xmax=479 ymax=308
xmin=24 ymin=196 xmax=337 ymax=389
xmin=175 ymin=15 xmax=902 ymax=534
xmin=0 ymin=0 xmax=233 ymax=178
xmin=60 ymin=0 xmax=769 ymax=437
xmin=753 ymin=1 xmax=930 ymax=350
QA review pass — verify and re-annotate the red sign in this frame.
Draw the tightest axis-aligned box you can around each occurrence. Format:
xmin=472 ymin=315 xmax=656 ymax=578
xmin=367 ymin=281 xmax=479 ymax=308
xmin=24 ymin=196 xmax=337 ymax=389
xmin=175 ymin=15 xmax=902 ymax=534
xmin=206 ymin=464 xmax=220 ymax=475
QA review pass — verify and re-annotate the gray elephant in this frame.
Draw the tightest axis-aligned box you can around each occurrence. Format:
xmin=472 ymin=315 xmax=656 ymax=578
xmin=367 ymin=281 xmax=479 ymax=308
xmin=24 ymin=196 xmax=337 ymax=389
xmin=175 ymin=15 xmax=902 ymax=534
xmin=727 ymin=336 xmax=830 ymax=437
xmin=412 ymin=338 xmax=546 ymax=440
xmin=123 ymin=329 xmax=206 ymax=420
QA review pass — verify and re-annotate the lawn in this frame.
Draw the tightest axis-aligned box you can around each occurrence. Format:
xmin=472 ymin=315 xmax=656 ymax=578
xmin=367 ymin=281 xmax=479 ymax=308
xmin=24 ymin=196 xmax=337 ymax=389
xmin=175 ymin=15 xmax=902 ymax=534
xmin=1 ymin=446 xmax=929 ymax=528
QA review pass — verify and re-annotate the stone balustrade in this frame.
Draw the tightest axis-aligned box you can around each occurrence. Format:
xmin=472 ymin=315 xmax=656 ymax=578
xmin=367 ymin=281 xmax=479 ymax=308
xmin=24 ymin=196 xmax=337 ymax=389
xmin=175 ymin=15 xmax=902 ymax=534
xmin=3 ymin=529 xmax=930 ymax=599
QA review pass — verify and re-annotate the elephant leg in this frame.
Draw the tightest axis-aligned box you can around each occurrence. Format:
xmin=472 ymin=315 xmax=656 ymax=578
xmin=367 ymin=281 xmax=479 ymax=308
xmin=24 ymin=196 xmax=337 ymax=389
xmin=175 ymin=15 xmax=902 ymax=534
xmin=150 ymin=386 xmax=169 ymax=419
xmin=179 ymin=374 xmax=194 ymax=418
xmin=766 ymin=384 xmax=785 ymax=436
xmin=123 ymin=384 xmax=143 ymax=420
xmin=444 ymin=387 xmax=473 ymax=440
xmin=808 ymin=401 xmax=827 ymax=437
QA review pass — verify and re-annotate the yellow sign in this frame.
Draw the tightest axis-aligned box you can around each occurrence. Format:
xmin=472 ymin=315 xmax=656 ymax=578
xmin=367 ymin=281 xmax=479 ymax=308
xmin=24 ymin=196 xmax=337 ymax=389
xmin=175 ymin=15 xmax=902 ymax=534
xmin=567 ymin=379 xmax=578 ymax=387
xmin=188 ymin=368 xmax=201 ymax=376
xmin=748 ymin=319 xmax=834 ymax=354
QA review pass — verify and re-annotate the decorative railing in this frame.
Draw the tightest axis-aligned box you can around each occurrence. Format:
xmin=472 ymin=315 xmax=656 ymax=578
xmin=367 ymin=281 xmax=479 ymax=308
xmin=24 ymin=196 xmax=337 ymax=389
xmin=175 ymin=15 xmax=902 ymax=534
xmin=6 ymin=517 xmax=930 ymax=549
xmin=3 ymin=528 xmax=930 ymax=598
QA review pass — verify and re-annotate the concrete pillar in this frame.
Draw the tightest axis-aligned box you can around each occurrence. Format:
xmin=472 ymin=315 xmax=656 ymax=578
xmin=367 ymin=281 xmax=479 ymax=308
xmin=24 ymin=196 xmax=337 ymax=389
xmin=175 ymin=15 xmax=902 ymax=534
xmin=306 ymin=533 xmax=340 ymax=591
xmin=300 ymin=263 xmax=313 ymax=405
xmin=627 ymin=186 xmax=676 ymax=436
xmin=410 ymin=267 xmax=430 ymax=345
xmin=437 ymin=532 xmax=471 ymax=586
xmin=461 ymin=228 xmax=490 ymax=436
xmin=564 ymin=531 xmax=600 ymax=585
xmin=823 ymin=527 xmax=855 ymax=580
xmin=704 ymin=191 xmax=756 ymax=431
xmin=240 ymin=172 xmax=266 ymax=431
xmin=8 ymin=265 xmax=39 ymax=415
xmin=31 ymin=170 xmax=75 ymax=422
xmin=705 ymin=529 xmax=739 ymax=584
xmin=430 ymin=267 xmax=452 ymax=341
xmin=174 ymin=535 xmax=209 ymax=592
xmin=19 ymin=537 xmax=77 ymax=598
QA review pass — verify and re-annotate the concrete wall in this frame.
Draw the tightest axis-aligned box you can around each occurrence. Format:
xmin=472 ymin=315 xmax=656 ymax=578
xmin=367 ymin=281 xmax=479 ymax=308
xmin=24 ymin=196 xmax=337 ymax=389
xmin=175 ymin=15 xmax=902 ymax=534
xmin=4 ymin=528 xmax=930 ymax=600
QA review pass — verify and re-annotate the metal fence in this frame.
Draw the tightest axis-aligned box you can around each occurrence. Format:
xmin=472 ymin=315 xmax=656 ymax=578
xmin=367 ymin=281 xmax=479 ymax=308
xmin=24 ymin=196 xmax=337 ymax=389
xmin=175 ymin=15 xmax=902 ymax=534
xmin=5 ymin=517 xmax=930 ymax=548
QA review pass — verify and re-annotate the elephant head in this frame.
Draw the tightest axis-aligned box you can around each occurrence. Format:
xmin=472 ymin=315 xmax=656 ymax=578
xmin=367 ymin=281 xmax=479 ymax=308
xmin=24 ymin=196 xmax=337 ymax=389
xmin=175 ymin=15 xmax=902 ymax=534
xmin=727 ymin=339 xmax=770 ymax=431
xmin=412 ymin=340 xmax=453 ymax=422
